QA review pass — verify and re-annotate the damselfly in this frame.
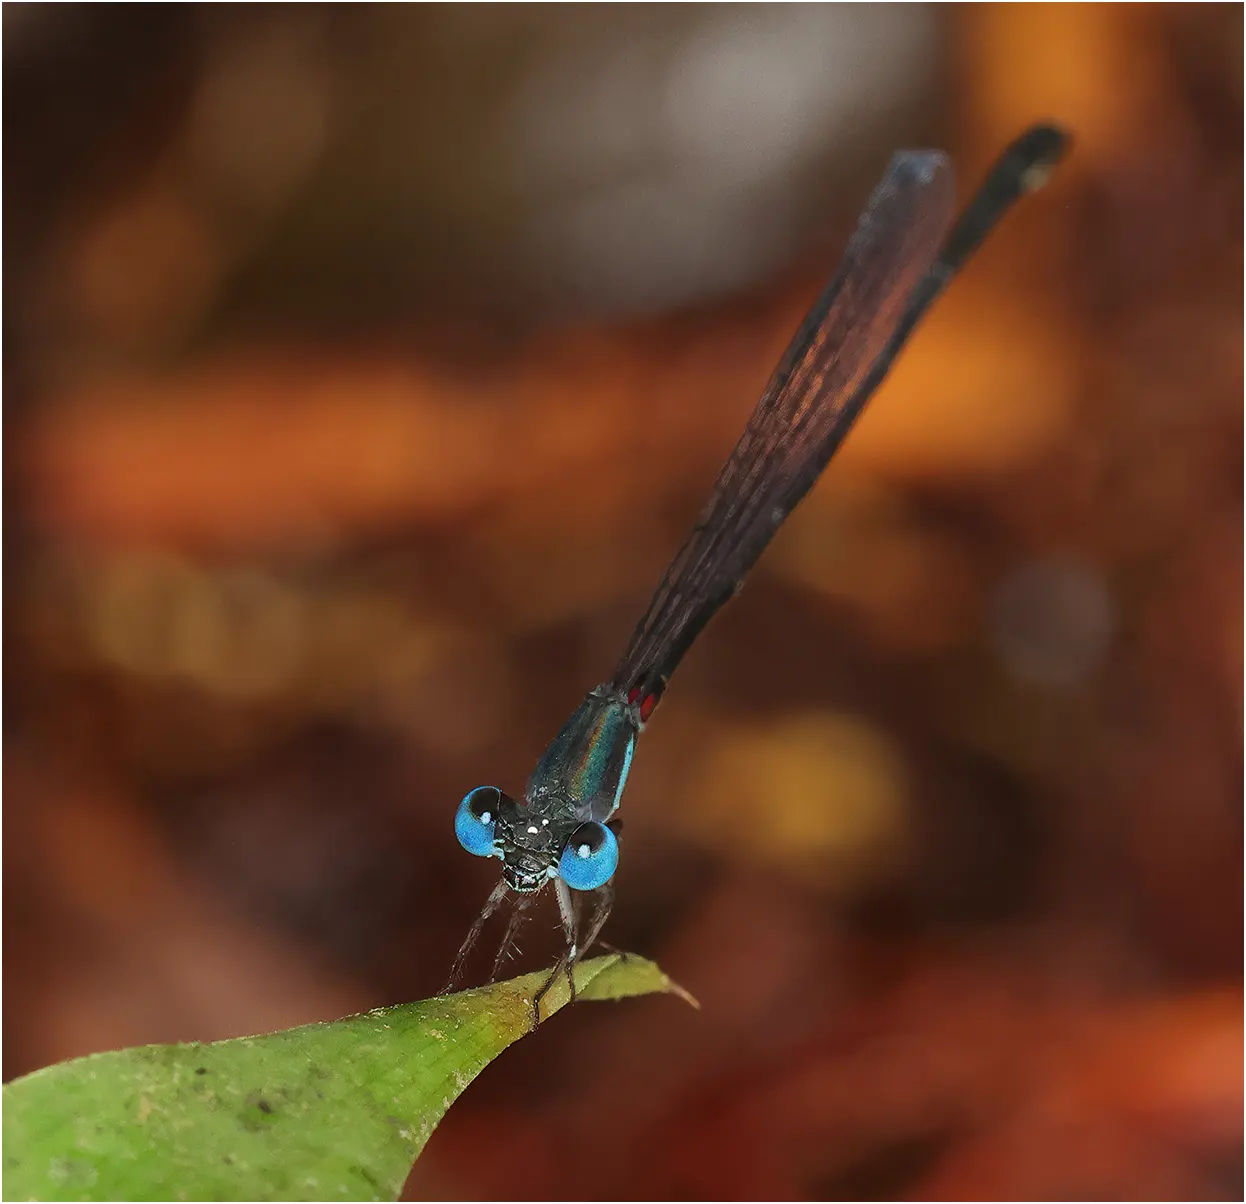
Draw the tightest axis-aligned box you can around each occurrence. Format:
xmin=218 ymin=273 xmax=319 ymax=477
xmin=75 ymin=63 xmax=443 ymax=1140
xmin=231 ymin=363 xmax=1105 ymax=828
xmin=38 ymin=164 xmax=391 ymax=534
xmin=447 ymin=123 xmax=1069 ymax=1021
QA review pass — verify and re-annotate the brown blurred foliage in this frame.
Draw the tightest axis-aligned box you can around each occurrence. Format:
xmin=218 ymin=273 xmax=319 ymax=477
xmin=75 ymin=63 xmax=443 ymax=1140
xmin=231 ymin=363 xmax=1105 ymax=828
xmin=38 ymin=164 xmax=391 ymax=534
xmin=5 ymin=5 xmax=1242 ymax=1200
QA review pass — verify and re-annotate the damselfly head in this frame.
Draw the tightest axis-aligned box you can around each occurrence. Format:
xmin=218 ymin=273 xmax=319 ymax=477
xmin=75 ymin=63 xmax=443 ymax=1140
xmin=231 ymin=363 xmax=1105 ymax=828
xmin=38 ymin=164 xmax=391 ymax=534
xmin=454 ymin=784 xmax=619 ymax=892
xmin=499 ymin=803 xmax=620 ymax=892
xmin=495 ymin=791 xmax=559 ymax=892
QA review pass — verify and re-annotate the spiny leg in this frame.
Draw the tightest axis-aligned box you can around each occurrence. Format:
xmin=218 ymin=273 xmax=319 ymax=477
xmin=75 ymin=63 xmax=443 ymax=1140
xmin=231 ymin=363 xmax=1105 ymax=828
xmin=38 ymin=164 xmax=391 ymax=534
xmin=441 ymin=878 xmax=509 ymax=995
xmin=532 ymin=878 xmax=581 ymax=1027
xmin=556 ymin=875 xmax=583 ymax=1005
xmin=488 ymin=892 xmax=532 ymax=982
xmin=531 ymin=883 xmax=615 ymax=1024
xmin=579 ymin=880 xmax=615 ymax=961
xmin=584 ymin=823 xmax=623 ymax=960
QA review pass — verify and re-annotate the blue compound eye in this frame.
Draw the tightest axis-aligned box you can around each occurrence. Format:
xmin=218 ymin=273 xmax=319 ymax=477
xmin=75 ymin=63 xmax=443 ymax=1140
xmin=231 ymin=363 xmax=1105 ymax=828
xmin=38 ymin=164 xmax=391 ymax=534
xmin=557 ymin=822 xmax=618 ymax=891
xmin=455 ymin=786 xmax=500 ymax=858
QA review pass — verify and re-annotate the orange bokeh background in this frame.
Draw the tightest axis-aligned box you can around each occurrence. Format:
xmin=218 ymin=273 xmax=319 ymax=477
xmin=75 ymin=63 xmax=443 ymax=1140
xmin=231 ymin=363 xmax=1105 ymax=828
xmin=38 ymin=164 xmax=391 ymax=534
xmin=5 ymin=6 xmax=1241 ymax=1199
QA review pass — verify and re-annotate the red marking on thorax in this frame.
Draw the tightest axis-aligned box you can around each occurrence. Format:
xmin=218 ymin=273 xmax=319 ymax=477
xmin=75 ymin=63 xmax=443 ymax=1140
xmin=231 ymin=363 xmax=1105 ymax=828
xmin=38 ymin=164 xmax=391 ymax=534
xmin=627 ymin=683 xmax=661 ymax=723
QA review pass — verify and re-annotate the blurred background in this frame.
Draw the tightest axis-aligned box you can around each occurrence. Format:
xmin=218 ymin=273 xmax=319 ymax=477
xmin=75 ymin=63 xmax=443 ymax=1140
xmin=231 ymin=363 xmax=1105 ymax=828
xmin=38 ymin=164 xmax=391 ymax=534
xmin=4 ymin=4 xmax=1242 ymax=1199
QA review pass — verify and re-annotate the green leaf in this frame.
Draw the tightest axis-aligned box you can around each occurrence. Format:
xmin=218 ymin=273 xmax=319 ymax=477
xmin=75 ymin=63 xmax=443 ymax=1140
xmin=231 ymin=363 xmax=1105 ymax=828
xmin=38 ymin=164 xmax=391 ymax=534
xmin=3 ymin=954 xmax=693 ymax=1201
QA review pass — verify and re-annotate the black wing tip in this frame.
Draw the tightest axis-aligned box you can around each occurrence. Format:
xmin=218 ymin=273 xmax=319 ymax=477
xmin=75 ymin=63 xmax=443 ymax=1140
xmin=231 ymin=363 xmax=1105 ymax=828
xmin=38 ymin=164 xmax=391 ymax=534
xmin=1014 ymin=122 xmax=1073 ymax=165
xmin=896 ymin=124 xmax=1071 ymax=190
xmin=1007 ymin=122 xmax=1073 ymax=191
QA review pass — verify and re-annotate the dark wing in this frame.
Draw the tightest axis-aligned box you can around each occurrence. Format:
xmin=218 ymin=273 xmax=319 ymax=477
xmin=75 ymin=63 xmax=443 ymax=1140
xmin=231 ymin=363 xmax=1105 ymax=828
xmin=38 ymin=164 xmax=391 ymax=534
xmin=611 ymin=151 xmax=956 ymax=699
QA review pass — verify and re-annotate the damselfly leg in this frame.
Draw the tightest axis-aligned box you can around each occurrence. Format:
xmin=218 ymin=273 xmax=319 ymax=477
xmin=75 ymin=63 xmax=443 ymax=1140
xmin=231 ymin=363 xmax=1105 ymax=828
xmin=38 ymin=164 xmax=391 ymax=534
xmin=442 ymin=878 xmax=509 ymax=995
xmin=488 ymin=893 xmax=533 ymax=982
xmin=531 ymin=880 xmax=615 ymax=1026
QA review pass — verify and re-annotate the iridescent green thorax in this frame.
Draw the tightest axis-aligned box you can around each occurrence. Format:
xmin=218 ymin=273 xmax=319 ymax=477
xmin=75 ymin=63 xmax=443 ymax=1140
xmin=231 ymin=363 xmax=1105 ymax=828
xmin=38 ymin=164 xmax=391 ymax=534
xmin=525 ymin=685 xmax=638 ymax=825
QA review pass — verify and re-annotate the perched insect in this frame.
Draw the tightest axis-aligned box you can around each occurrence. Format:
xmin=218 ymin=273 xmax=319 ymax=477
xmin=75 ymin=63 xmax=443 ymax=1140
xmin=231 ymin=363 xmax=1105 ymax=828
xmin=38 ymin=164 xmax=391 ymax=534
xmin=447 ymin=124 xmax=1070 ymax=1021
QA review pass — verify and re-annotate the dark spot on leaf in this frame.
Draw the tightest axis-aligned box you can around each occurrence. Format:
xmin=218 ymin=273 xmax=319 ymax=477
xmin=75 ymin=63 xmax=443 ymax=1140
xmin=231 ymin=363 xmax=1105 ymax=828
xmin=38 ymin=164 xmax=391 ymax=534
xmin=240 ymin=1093 xmax=281 ymax=1130
xmin=222 ymin=1155 xmax=233 ymax=1165
xmin=195 ymin=1066 xmax=207 ymax=1075
xmin=352 ymin=1163 xmax=388 ymax=1197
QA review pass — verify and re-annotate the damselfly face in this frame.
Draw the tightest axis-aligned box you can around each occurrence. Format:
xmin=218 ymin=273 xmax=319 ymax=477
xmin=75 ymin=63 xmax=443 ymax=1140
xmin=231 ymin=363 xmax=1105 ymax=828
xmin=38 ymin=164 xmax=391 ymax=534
xmin=495 ymin=790 xmax=561 ymax=893
xmin=454 ymin=783 xmax=620 ymax=894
